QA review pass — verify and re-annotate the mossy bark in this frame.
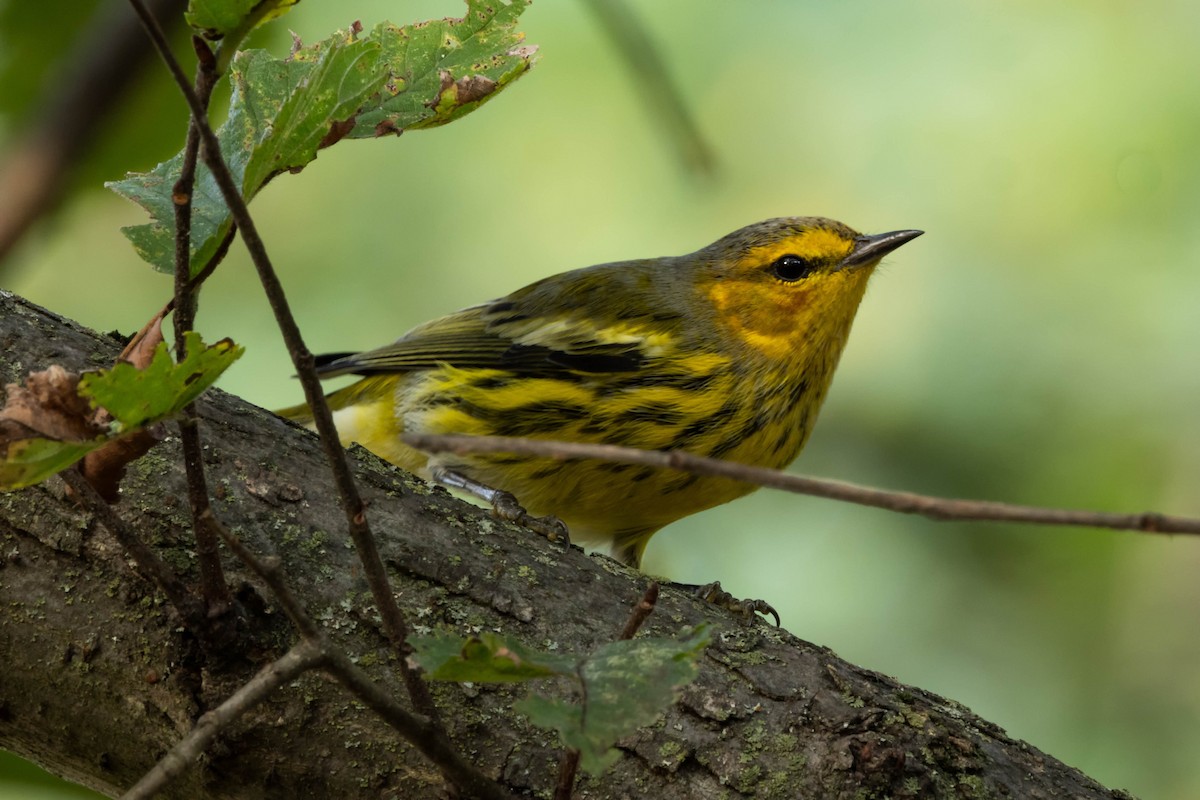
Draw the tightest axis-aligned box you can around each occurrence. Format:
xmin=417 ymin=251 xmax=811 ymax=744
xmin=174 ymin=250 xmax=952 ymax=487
xmin=0 ymin=290 xmax=1133 ymax=800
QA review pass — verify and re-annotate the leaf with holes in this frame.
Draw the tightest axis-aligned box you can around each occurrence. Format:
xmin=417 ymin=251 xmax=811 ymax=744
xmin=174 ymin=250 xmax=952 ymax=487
xmin=351 ymin=0 xmax=537 ymax=137
xmin=108 ymin=32 xmax=385 ymax=274
xmin=78 ymin=332 xmax=243 ymax=430
xmin=108 ymin=0 xmax=536 ymax=275
xmin=0 ymin=334 xmax=241 ymax=491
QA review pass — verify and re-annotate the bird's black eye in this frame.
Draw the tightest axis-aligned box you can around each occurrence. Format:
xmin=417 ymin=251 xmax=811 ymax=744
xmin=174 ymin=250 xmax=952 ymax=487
xmin=770 ymin=255 xmax=815 ymax=282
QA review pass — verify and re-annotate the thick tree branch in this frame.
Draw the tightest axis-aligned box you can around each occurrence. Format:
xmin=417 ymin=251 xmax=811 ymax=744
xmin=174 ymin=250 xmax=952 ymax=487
xmin=0 ymin=292 xmax=1134 ymax=799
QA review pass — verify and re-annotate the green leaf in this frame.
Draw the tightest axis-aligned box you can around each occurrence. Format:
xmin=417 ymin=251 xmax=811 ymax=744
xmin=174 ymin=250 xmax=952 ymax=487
xmin=0 ymin=436 xmax=104 ymax=492
xmin=411 ymin=625 xmax=709 ymax=776
xmin=0 ymin=334 xmax=241 ymax=491
xmin=78 ymin=333 xmax=243 ymax=430
xmin=107 ymin=0 xmax=536 ymax=275
xmin=350 ymin=1 xmax=538 ymax=137
xmin=186 ymin=0 xmax=301 ymax=41
xmin=108 ymin=33 xmax=386 ymax=274
xmin=411 ymin=633 xmax=578 ymax=683
xmin=517 ymin=696 xmax=623 ymax=773
xmin=516 ymin=625 xmax=710 ymax=774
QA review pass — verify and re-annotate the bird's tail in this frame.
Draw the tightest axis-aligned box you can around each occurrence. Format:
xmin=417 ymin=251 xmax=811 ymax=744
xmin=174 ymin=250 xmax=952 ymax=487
xmin=276 ymin=376 xmax=415 ymax=471
xmin=274 ymin=376 xmax=396 ymax=429
xmin=276 ymin=399 xmax=316 ymax=426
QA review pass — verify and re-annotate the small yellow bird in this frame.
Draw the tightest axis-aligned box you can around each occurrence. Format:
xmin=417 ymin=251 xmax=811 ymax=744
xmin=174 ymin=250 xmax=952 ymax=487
xmin=282 ymin=218 xmax=920 ymax=569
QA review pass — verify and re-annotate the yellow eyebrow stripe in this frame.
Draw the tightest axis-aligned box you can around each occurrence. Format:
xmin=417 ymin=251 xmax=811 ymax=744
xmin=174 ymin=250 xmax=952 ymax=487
xmin=736 ymin=228 xmax=855 ymax=269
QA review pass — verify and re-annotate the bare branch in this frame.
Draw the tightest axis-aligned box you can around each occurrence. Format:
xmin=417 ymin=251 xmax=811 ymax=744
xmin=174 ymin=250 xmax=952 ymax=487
xmin=405 ymin=433 xmax=1200 ymax=536
xmin=173 ymin=34 xmax=233 ymax=621
xmin=620 ymin=581 xmax=659 ymax=641
xmin=118 ymin=641 xmax=324 ymax=800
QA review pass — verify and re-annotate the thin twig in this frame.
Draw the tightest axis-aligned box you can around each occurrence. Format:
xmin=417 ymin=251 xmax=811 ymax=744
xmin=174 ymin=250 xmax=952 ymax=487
xmin=404 ymin=433 xmax=1200 ymax=536
xmin=60 ymin=468 xmax=203 ymax=625
xmin=118 ymin=640 xmax=324 ymax=800
xmin=620 ymin=582 xmax=659 ymax=641
xmin=126 ymin=0 xmax=439 ymax=721
xmin=553 ymin=749 xmax=581 ymax=800
xmin=159 ymin=226 xmax=239 ymax=318
xmin=170 ymin=35 xmax=217 ymax=340
xmin=173 ymin=34 xmax=233 ymax=620
xmin=185 ymin=225 xmax=237 ymax=295
xmin=321 ymin=649 xmax=519 ymax=800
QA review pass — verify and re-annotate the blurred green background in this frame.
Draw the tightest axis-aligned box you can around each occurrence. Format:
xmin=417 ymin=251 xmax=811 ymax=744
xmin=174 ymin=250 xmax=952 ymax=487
xmin=2 ymin=0 xmax=1199 ymax=797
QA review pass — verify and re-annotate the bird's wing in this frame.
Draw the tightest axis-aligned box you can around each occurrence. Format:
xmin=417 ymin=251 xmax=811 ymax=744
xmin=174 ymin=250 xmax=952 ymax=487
xmin=314 ymin=286 xmax=676 ymax=379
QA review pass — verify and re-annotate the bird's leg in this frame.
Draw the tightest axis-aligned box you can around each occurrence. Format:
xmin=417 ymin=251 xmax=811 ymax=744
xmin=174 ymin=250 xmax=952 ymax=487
xmin=681 ymin=580 xmax=779 ymax=626
xmin=431 ymin=467 xmax=570 ymax=546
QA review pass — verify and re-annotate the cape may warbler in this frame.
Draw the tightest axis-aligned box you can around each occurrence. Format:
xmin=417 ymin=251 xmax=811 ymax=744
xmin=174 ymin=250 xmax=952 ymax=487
xmin=282 ymin=218 xmax=921 ymax=568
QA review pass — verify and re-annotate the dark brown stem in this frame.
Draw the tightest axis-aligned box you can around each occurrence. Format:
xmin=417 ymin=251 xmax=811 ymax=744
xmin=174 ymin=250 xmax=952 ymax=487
xmin=552 ymin=750 xmax=581 ymax=800
xmin=118 ymin=641 xmax=325 ymax=800
xmin=172 ymin=34 xmax=233 ymax=621
xmin=60 ymin=467 xmax=203 ymax=627
xmin=186 ymin=225 xmax=237 ymax=294
xmin=620 ymin=581 xmax=659 ymax=640
xmin=155 ymin=226 xmax=239 ymax=319
xmin=125 ymin=0 xmax=439 ymax=721
xmin=170 ymin=36 xmax=212 ymax=342
xmin=404 ymin=433 xmax=1200 ymax=537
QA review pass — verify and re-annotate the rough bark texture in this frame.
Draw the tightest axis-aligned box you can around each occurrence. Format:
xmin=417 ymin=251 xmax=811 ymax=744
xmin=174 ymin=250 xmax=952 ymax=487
xmin=0 ymin=290 xmax=1134 ymax=799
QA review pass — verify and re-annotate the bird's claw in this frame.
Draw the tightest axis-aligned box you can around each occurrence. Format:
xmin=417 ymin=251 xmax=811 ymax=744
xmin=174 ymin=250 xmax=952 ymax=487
xmin=491 ymin=490 xmax=571 ymax=547
xmin=695 ymin=580 xmax=780 ymax=626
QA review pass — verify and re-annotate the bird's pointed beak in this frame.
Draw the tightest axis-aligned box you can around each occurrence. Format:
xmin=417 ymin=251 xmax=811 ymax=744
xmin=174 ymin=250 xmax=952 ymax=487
xmin=840 ymin=229 xmax=924 ymax=269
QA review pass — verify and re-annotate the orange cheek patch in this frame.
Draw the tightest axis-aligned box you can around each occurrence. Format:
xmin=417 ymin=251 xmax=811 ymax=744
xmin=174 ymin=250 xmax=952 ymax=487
xmin=775 ymin=286 xmax=812 ymax=317
xmin=706 ymin=280 xmax=815 ymax=358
